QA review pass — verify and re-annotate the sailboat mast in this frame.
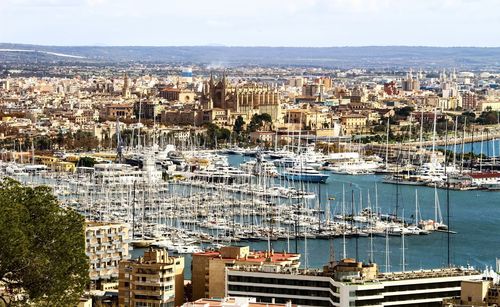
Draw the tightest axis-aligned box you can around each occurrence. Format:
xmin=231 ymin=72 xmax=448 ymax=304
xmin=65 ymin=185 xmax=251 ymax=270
xmin=318 ymin=182 xmax=321 ymax=233
xmin=385 ymin=117 xmax=390 ymax=169
xmin=351 ymin=187 xmax=359 ymax=262
xmin=385 ymin=228 xmax=390 ymax=273
xmin=342 ymin=184 xmax=346 ymax=259
xmin=461 ymin=117 xmax=467 ymax=173
xmin=447 ymin=162 xmax=451 ymax=267
xmin=419 ymin=109 xmax=424 ymax=167
xmin=402 ymin=209 xmax=406 ymax=273
xmin=453 ymin=116 xmax=458 ymax=167
xmin=431 ymin=108 xmax=437 ymax=159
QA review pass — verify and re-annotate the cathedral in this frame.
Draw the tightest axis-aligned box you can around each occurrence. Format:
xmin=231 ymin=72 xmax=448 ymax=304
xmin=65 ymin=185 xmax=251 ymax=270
xmin=200 ymin=73 xmax=281 ymax=124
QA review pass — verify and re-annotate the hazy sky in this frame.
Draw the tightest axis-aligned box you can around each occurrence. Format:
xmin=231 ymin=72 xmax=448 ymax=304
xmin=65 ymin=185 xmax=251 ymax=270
xmin=0 ymin=0 xmax=499 ymax=47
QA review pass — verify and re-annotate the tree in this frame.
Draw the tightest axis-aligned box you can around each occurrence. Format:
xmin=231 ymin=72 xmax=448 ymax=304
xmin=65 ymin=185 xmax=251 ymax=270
xmin=218 ymin=128 xmax=231 ymax=142
xmin=72 ymin=131 xmax=99 ymax=151
xmin=35 ymin=136 xmax=51 ymax=151
xmin=395 ymin=106 xmax=414 ymax=118
xmin=0 ymin=179 xmax=89 ymax=306
xmin=203 ymin=123 xmax=231 ymax=148
xmin=247 ymin=113 xmax=272 ymax=133
xmin=78 ymin=156 xmax=96 ymax=168
xmin=476 ymin=111 xmax=499 ymax=125
xmin=233 ymin=116 xmax=245 ymax=135
xmin=55 ymin=130 xmax=65 ymax=149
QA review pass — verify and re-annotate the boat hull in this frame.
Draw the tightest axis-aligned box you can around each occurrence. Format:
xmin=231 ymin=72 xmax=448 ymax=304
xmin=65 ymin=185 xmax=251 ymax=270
xmin=282 ymin=173 xmax=329 ymax=183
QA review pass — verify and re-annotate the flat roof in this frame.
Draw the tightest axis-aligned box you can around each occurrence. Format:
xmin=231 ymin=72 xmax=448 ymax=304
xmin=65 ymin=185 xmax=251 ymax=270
xmin=194 ymin=250 xmax=300 ymax=263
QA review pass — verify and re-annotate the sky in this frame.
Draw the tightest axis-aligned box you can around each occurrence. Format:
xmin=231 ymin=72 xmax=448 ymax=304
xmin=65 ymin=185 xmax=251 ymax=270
xmin=0 ymin=0 xmax=499 ymax=47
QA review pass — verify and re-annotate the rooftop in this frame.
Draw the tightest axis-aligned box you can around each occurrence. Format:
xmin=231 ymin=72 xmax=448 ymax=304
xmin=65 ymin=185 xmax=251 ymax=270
xmin=184 ymin=297 xmax=292 ymax=307
xmin=469 ymin=172 xmax=500 ymax=179
xmin=194 ymin=247 xmax=300 ymax=264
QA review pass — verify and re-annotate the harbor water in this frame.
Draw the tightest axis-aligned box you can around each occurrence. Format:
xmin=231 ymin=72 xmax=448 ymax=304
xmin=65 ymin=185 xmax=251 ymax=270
xmin=134 ymin=152 xmax=500 ymax=280
xmin=438 ymin=139 xmax=500 ymax=157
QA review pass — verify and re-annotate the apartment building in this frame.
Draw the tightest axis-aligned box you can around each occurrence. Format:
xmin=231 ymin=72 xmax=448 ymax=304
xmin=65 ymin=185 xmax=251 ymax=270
xmin=225 ymin=258 xmax=482 ymax=307
xmin=118 ymin=248 xmax=184 ymax=307
xmin=85 ymin=222 xmax=130 ymax=284
xmin=192 ymin=246 xmax=300 ymax=301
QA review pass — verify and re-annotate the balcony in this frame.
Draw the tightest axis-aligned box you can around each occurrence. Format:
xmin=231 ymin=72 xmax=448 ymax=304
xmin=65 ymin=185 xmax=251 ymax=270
xmin=133 ymin=280 xmax=161 ymax=287
xmin=132 ymin=289 xmax=163 ymax=296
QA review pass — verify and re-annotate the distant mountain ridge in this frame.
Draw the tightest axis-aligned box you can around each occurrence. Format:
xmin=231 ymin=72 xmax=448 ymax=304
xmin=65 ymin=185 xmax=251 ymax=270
xmin=1 ymin=43 xmax=499 ymax=69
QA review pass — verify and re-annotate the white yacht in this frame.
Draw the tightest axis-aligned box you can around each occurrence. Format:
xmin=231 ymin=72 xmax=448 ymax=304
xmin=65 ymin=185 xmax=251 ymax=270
xmin=240 ymin=160 xmax=279 ymax=177
xmin=282 ymin=165 xmax=329 ymax=183
xmin=325 ymin=159 xmax=381 ymax=175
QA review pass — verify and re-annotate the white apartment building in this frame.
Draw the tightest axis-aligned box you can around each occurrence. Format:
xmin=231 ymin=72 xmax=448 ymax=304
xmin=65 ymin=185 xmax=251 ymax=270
xmin=85 ymin=221 xmax=130 ymax=282
xmin=225 ymin=259 xmax=482 ymax=307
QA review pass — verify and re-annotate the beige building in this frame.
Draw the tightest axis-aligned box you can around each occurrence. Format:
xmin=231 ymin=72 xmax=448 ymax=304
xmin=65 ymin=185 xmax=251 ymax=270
xmin=159 ymin=88 xmax=195 ymax=103
xmin=444 ymin=279 xmax=500 ymax=306
xmin=199 ymin=76 xmax=282 ymax=126
xmin=340 ymin=114 xmax=367 ymax=135
xmin=85 ymin=222 xmax=130 ymax=284
xmin=480 ymin=100 xmax=500 ymax=111
xmin=119 ymin=248 xmax=184 ymax=307
xmin=191 ymin=246 xmax=300 ymax=301
xmin=101 ymin=103 xmax=135 ymax=120
xmin=160 ymin=109 xmax=198 ymax=126
xmin=284 ymin=109 xmax=330 ymax=130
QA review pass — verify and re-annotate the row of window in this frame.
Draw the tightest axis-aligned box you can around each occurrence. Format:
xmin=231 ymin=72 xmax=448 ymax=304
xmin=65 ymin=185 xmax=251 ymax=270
xmin=134 ymin=301 xmax=174 ymax=307
xmin=227 ymin=275 xmax=335 ymax=291
xmin=253 ymin=295 xmax=331 ymax=307
xmin=383 ymin=290 xmax=460 ymax=302
xmin=228 ymin=284 xmax=330 ymax=298
xmin=384 ymin=281 xmax=461 ymax=293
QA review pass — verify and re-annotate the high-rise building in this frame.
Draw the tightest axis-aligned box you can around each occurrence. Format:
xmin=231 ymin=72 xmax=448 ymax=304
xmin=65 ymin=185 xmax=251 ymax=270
xmin=302 ymin=83 xmax=322 ymax=97
xmin=288 ymin=77 xmax=305 ymax=88
xmin=402 ymin=71 xmax=420 ymax=92
xmin=85 ymin=222 xmax=130 ymax=285
xmin=462 ymin=92 xmax=478 ymax=111
xmin=119 ymin=248 xmax=185 ymax=307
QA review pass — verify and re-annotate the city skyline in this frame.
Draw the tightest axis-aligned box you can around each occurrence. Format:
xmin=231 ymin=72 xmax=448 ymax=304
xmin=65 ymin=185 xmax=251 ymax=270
xmin=1 ymin=0 xmax=499 ymax=47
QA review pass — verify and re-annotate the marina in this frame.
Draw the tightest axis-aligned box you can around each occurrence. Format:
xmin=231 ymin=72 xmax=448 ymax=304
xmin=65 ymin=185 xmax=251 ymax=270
xmin=1 ymin=139 xmax=499 ymax=279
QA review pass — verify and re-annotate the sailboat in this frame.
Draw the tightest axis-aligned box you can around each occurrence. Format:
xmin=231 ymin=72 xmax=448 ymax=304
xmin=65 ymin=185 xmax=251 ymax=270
xmin=418 ymin=185 xmax=448 ymax=231
xmin=407 ymin=190 xmax=430 ymax=235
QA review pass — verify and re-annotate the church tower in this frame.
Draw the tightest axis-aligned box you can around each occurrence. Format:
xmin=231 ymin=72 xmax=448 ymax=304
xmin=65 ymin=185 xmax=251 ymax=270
xmin=122 ymin=73 xmax=130 ymax=98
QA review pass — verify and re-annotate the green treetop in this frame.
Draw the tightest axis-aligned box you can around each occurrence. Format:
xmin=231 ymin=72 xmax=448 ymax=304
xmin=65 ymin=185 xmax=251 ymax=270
xmin=0 ymin=178 xmax=89 ymax=307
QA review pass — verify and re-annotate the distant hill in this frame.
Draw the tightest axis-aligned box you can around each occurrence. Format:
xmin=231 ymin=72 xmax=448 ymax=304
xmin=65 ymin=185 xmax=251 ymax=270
xmin=1 ymin=43 xmax=499 ymax=69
